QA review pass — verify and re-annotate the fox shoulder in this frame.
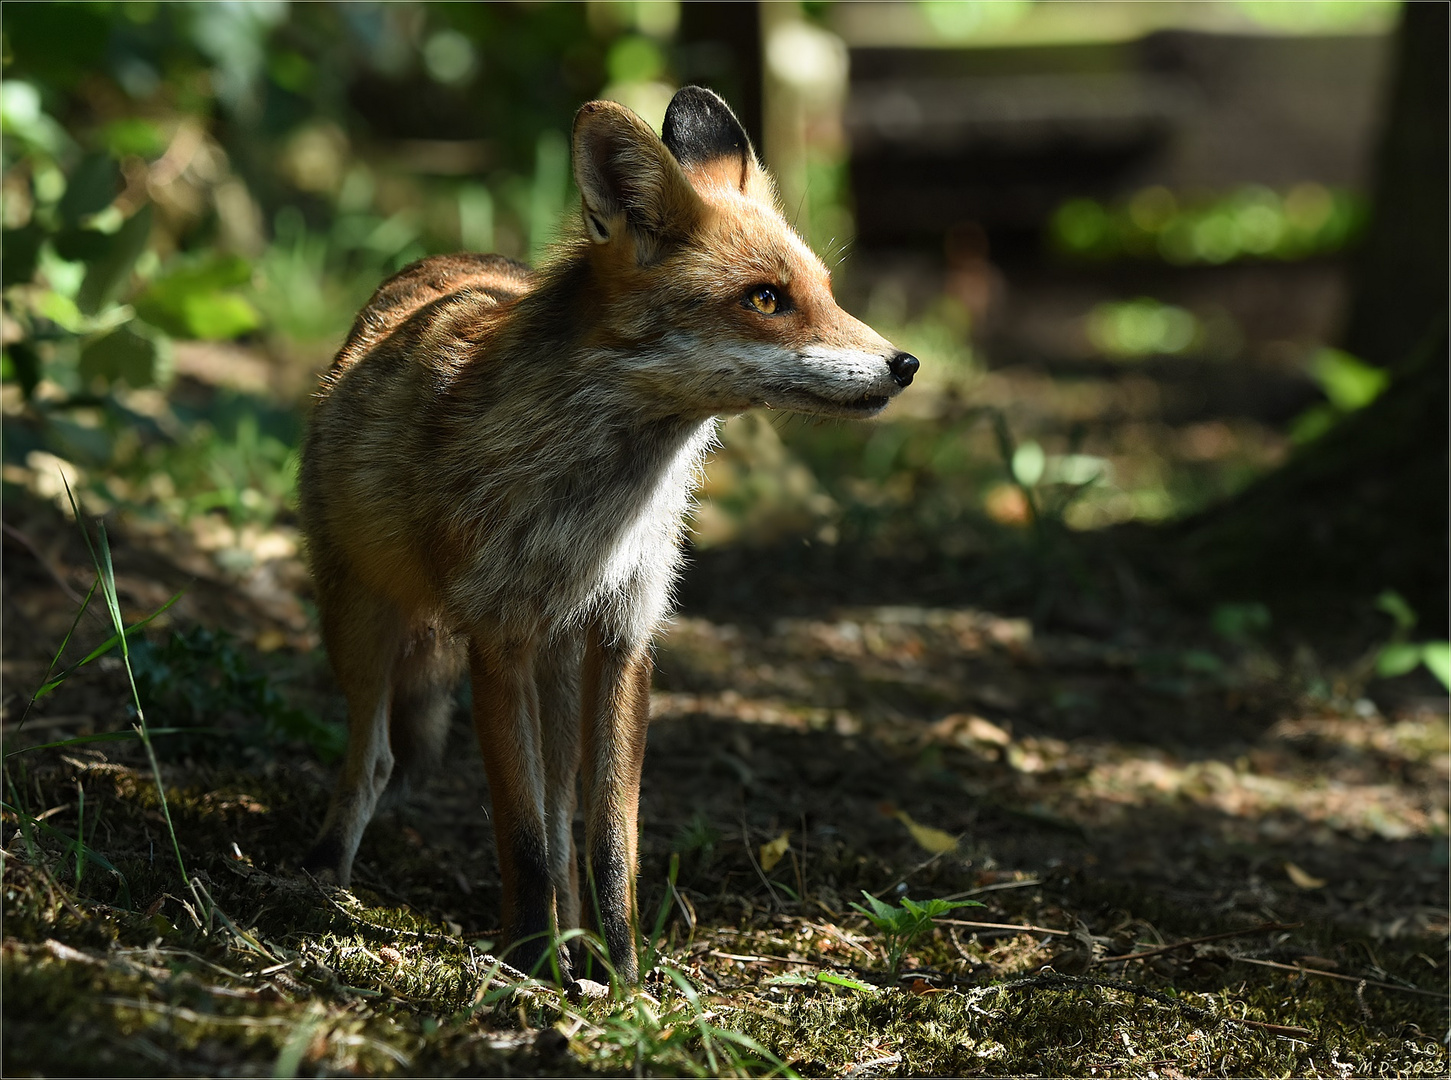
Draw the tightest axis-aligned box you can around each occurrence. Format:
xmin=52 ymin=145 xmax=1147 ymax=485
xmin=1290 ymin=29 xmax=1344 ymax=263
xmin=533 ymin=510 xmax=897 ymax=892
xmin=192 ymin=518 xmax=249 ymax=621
xmin=333 ymin=253 xmax=534 ymax=372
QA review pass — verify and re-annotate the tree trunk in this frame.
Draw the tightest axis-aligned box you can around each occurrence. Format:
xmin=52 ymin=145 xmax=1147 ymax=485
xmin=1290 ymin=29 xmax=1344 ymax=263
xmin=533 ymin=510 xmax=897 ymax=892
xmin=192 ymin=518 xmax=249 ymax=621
xmin=1166 ymin=3 xmax=1449 ymax=635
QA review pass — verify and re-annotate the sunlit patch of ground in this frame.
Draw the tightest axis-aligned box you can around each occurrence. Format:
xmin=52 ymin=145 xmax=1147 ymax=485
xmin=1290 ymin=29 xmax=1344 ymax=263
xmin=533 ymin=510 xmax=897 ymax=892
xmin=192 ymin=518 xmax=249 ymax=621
xmin=4 ymin=481 xmax=1447 ymax=1075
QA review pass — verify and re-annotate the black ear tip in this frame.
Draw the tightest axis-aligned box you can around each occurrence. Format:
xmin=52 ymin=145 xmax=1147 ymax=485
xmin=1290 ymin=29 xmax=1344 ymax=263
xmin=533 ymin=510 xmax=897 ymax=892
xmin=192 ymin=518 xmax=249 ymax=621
xmin=662 ymin=85 xmax=752 ymax=168
xmin=663 ymin=86 xmax=736 ymax=135
xmin=669 ymin=85 xmax=728 ymax=109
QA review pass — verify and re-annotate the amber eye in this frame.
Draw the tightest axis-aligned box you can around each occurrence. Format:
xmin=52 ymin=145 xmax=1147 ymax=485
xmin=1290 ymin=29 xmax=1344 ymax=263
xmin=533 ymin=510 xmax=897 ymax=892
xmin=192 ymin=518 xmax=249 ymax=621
xmin=746 ymin=286 xmax=780 ymax=315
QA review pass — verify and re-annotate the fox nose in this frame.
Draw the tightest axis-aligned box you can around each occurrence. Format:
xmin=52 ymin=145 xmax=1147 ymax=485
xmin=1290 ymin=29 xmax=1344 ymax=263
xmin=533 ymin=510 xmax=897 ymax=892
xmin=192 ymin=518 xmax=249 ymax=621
xmin=888 ymin=351 xmax=919 ymax=387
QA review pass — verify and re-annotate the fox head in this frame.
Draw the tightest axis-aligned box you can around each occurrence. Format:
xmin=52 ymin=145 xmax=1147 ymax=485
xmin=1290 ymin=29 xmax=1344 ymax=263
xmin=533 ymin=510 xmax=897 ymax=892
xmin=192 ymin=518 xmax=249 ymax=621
xmin=570 ymin=86 xmax=918 ymax=419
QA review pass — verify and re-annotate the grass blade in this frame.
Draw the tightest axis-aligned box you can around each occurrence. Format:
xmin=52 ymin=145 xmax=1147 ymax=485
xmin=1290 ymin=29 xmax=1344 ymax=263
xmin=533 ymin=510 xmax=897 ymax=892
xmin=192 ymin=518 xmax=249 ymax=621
xmin=18 ymin=576 xmax=98 ymax=722
xmin=31 ymin=589 xmax=185 ymax=704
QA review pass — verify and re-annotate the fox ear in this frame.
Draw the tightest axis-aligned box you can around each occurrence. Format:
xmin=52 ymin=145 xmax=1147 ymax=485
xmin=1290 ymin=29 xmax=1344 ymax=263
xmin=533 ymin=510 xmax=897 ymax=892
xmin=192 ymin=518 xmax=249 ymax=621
xmin=572 ymin=99 xmax=702 ymax=256
xmin=662 ymin=86 xmax=765 ymax=198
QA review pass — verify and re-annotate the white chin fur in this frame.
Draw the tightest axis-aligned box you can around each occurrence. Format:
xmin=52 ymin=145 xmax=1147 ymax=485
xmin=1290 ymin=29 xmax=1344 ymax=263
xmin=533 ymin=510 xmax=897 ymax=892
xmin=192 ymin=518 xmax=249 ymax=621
xmin=773 ymin=346 xmax=900 ymax=416
xmin=627 ymin=336 xmax=900 ymax=417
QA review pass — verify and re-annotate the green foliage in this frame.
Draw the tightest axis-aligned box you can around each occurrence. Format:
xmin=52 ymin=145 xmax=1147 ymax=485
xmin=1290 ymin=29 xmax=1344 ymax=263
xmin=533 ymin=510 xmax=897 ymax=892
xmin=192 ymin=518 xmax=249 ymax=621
xmin=1087 ymin=297 xmax=1199 ymax=358
xmin=129 ymin=627 xmax=343 ymax=762
xmin=132 ymin=256 xmax=261 ymax=341
xmin=1211 ymin=601 xmax=1272 ymax=647
xmin=591 ymin=967 xmax=797 ymax=1078
xmin=1 ymin=111 xmax=263 ymax=405
xmin=1052 ymin=183 xmax=1365 ymax=265
xmin=849 ymin=891 xmax=983 ymax=976
xmin=1372 ymin=591 xmax=1451 ymax=691
xmin=1290 ymin=348 xmax=1391 ymax=444
xmin=136 ymin=404 xmax=299 ymax=528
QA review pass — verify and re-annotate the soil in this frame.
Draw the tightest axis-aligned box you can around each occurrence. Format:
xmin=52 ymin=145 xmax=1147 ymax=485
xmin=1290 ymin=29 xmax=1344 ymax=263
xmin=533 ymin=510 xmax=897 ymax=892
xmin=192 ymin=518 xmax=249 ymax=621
xmin=2 ymin=471 xmax=1446 ymax=1075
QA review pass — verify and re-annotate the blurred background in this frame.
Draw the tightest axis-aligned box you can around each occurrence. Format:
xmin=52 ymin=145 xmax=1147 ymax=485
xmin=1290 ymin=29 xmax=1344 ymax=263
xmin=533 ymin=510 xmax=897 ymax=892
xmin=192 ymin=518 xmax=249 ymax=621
xmin=2 ymin=0 xmax=1445 ymax=649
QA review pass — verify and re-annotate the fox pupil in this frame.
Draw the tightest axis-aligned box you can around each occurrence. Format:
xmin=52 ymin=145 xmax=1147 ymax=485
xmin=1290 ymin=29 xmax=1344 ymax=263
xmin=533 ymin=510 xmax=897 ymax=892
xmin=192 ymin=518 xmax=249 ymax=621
xmin=748 ymin=286 xmax=779 ymax=315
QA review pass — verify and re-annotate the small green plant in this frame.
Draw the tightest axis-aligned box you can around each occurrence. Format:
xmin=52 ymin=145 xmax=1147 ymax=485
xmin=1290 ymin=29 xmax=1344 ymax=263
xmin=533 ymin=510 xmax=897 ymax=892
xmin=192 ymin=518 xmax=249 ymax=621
xmin=1372 ymin=590 xmax=1451 ymax=691
xmin=849 ymin=891 xmax=983 ymax=977
xmin=673 ymin=811 xmax=722 ymax=865
xmin=589 ymin=967 xmax=796 ymax=1077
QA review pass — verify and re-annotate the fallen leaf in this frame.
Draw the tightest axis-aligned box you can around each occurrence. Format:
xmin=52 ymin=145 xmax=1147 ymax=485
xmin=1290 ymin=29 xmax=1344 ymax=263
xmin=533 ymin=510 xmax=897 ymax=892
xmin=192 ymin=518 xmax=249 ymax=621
xmin=931 ymin=713 xmax=1012 ymax=747
xmin=1285 ymin=861 xmax=1327 ymax=890
xmin=254 ymin=628 xmax=288 ymax=652
xmin=759 ymin=831 xmax=790 ymax=872
xmin=892 ymin=808 xmax=958 ymax=854
xmin=965 ymin=715 xmax=1011 ymax=745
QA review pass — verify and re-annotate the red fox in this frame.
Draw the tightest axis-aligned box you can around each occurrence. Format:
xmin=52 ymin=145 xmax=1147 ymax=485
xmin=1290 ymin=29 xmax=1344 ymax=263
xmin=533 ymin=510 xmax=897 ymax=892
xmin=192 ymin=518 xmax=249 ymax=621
xmin=299 ymin=86 xmax=918 ymax=983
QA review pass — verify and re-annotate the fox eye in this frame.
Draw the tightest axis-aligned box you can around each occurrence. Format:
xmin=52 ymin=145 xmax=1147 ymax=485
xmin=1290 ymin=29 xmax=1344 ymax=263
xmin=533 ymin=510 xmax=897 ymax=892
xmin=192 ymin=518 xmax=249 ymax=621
xmin=745 ymin=285 xmax=781 ymax=315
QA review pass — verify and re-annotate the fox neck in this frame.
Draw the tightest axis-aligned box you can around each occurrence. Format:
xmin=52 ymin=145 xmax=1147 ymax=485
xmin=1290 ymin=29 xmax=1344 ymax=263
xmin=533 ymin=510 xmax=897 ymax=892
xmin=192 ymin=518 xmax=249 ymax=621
xmin=495 ymin=247 xmax=736 ymax=422
xmin=435 ymin=261 xmax=722 ymax=640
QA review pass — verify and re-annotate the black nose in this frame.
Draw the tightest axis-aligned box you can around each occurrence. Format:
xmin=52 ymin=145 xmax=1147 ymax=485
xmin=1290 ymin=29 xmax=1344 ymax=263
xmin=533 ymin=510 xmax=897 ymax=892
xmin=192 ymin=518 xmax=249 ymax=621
xmin=888 ymin=351 xmax=919 ymax=387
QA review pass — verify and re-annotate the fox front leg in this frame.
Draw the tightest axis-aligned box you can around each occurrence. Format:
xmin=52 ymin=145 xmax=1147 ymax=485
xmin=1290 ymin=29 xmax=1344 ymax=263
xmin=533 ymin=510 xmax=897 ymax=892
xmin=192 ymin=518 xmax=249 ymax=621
xmin=579 ymin=626 xmax=653 ymax=983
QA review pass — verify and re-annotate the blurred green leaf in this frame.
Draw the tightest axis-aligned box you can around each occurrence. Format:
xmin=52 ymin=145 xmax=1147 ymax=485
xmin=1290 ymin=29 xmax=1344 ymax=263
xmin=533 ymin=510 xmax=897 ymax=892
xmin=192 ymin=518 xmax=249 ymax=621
xmin=178 ymin=292 xmax=261 ymax=339
xmin=143 ymin=252 xmax=253 ymax=296
xmin=1376 ymin=643 xmax=1423 ymax=679
xmin=2 ymin=342 xmax=43 ymax=397
xmin=1375 ymin=589 xmax=1418 ymax=632
xmin=606 ymin=35 xmax=665 ymax=83
xmin=1421 ymin=644 xmax=1451 ymax=691
xmin=100 ymin=118 xmax=169 ymax=158
xmin=0 ymin=80 xmax=71 ymax=155
xmin=77 ymin=205 xmax=153 ymax=315
xmin=1211 ymin=601 xmax=1271 ymax=645
xmin=1 ymin=224 xmax=44 ymax=286
xmin=134 ymin=254 xmax=261 ymax=339
xmin=57 ymin=153 xmax=122 ymax=224
xmin=79 ymin=324 xmax=167 ymax=388
xmin=1011 ymin=441 xmax=1045 ymax=487
xmin=35 ymin=290 xmax=83 ymax=332
xmin=1309 ymin=348 xmax=1388 ymax=412
xmin=1288 ymin=402 xmax=1340 ymax=445
xmin=1181 ymin=649 xmax=1225 ymax=675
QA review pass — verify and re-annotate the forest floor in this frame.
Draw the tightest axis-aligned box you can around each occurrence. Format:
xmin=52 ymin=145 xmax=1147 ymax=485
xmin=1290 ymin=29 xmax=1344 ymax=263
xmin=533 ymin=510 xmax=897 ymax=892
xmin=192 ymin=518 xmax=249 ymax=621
xmin=2 ymin=332 xmax=1448 ymax=1076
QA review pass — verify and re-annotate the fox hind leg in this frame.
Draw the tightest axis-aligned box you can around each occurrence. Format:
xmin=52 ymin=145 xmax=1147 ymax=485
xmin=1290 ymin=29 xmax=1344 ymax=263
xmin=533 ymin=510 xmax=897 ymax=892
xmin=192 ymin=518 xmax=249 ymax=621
xmin=469 ymin=635 xmax=571 ymax=980
xmin=538 ymin=629 xmax=584 ymax=940
xmin=303 ymin=580 xmax=406 ymax=887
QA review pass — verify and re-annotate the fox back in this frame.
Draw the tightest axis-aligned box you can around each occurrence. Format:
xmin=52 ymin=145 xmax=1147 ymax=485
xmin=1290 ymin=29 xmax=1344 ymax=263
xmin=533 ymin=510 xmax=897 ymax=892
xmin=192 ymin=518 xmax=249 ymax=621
xmin=299 ymin=87 xmax=917 ymax=983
